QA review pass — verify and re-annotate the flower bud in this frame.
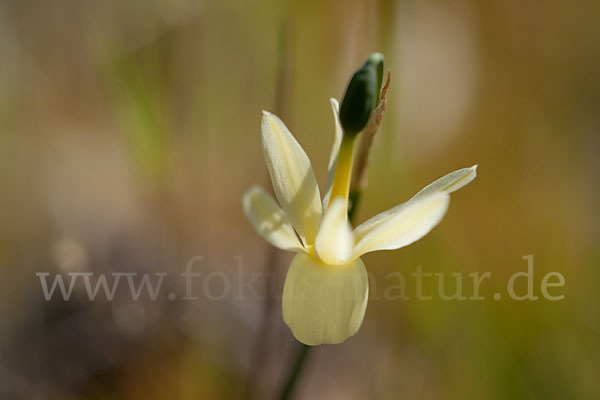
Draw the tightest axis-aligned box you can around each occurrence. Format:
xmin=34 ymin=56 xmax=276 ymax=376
xmin=339 ymin=53 xmax=384 ymax=136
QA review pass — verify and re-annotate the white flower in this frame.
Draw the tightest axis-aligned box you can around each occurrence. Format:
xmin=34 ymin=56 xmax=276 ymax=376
xmin=243 ymin=99 xmax=477 ymax=346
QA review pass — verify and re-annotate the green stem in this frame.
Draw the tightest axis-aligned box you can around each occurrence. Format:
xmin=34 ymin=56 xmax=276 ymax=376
xmin=278 ymin=344 xmax=311 ymax=400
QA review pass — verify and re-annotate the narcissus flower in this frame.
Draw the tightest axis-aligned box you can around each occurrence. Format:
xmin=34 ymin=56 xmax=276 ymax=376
xmin=243 ymin=99 xmax=476 ymax=345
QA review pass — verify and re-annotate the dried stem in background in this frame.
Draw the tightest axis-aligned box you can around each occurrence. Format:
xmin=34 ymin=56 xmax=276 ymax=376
xmin=243 ymin=3 xmax=295 ymax=400
xmin=348 ymin=71 xmax=390 ymax=222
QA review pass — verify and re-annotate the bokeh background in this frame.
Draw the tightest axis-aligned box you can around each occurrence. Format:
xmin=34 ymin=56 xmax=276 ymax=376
xmin=1 ymin=0 xmax=599 ymax=399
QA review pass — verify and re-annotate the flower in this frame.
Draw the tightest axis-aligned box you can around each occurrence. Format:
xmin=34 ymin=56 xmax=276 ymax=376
xmin=243 ymin=99 xmax=476 ymax=346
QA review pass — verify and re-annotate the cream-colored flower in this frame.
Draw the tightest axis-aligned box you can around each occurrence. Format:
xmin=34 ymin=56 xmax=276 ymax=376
xmin=243 ymin=99 xmax=476 ymax=345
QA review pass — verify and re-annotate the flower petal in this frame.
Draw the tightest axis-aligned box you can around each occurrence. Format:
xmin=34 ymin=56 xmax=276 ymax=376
xmin=315 ymin=197 xmax=353 ymax=265
xmin=352 ymin=192 xmax=450 ymax=257
xmin=411 ymin=165 xmax=477 ymax=200
xmin=283 ymin=253 xmax=368 ymax=345
xmin=243 ymin=186 xmax=304 ymax=252
xmin=322 ymin=98 xmax=343 ymax=209
xmin=262 ymin=111 xmax=323 ymax=244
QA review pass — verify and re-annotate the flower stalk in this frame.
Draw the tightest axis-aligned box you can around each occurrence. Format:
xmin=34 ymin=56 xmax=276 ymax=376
xmin=243 ymin=52 xmax=477 ymax=400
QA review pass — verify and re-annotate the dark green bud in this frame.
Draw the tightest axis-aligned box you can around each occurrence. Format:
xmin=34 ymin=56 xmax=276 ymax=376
xmin=339 ymin=52 xmax=384 ymax=136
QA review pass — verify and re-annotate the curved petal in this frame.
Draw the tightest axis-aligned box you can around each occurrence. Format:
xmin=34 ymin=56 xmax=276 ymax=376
xmin=315 ymin=197 xmax=353 ymax=265
xmin=262 ymin=111 xmax=323 ymax=245
xmin=322 ymin=98 xmax=344 ymax=209
xmin=411 ymin=165 xmax=477 ymax=200
xmin=243 ymin=186 xmax=304 ymax=252
xmin=352 ymin=192 xmax=450 ymax=258
xmin=283 ymin=253 xmax=368 ymax=345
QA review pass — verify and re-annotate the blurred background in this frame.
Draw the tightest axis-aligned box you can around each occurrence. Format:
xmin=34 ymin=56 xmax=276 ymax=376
xmin=1 ymin=0 xmax=599 ymax=399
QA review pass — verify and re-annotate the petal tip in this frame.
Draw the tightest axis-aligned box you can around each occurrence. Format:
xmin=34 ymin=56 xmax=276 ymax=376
xmin=440 ymin=190 xmax=451 ymax=205
xmin=242 ymin=185 xmax=261 ymax=213
xmin=329 ymin=97 xmax=340 ymax=110
xmin=315 ymin=197 xmax=353 ymax=265
xmin=429 ymin=191 xmax=451 ymax=212
xmin=245 ymin=185 xmax=262 ymax=196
